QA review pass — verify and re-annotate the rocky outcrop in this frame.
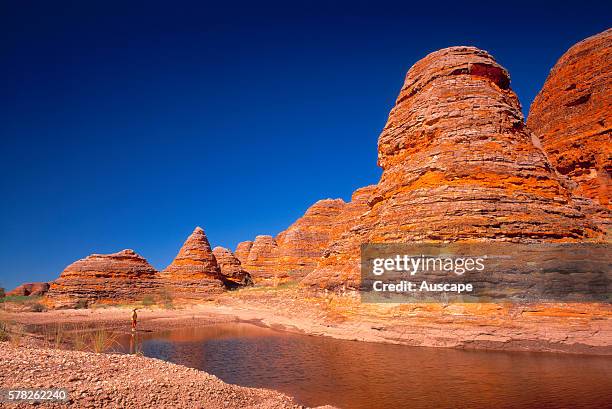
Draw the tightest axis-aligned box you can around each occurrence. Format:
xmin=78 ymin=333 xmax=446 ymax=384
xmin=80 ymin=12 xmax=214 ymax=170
xmin=44 ymin=227 xmax=238 ymax=308
xmin=325 ymin=185 xmax=377 ymax=242
xmin=303 ymin=46 xmax=602 ymax=290
xmin=274 ymin=199 xmax=346 ymax=280
xmin=6 ymin=282 xmax=50 ymax=297
xmin=528 ymin=29 xmax=611 ymax=209
xmin=159 ymin=227 xmax=226 ymax=299
xmin=212 ymin=246 xmax=253 ymax=287
xmin=241 ymin=235 xmax=280 ymax=284
xmin=234 ymin=241 xmax=253 ymax=265
xmin=45 ymin=249 xmax=158 ymax=308
xmin=236 ymin=188 xmax=377 ymax=284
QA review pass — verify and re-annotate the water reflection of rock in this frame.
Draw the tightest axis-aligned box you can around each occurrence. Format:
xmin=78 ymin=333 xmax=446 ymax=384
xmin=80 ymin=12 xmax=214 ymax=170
xmin=113 ymin=323 xmax=612 ymax=409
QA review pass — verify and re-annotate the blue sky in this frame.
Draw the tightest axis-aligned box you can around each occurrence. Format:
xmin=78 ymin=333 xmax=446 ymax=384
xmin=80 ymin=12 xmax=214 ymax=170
xmin=1 ymin=1 xmax=610 ymax=290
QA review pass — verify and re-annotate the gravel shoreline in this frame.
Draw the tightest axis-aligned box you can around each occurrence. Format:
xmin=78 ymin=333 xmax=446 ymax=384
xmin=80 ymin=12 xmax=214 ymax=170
xmin=0 ymin=343 xmax=329 ymax=408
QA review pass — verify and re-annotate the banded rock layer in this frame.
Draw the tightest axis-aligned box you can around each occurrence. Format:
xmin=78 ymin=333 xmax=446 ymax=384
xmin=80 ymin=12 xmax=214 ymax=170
xmin=303 ymin=46 xmax=601 ymax=290
xmin=241 ymin=235 xmax=280 ymax=284
xmin=234 ymin=241 xmax=253 ymax=266
xmin=45 ymin=249 xmax=158 ymax=308
xmin=212 ymin=246 xmax=253 ymax=287
xmin=159 ymin=227 xmax=225 ymax=299
xmin=7 ymin=282 xmax=50 ymax=297
xmin=528 ymin=29 xmax=611 ymax=209
xmin=237 ymin=187 xmax=377 ymax=284
xmin=274 ymin=199 xmax=346 ymax=280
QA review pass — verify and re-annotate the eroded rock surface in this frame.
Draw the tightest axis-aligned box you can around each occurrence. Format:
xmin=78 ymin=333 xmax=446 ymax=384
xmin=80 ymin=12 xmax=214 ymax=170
xmin=7 ymin=282 xmax=50 ymax=297
xmin=303 ymin=46 xmax=602 ymax=290
xmin=159 ymin=227 xmax=225 ymax=299
xmin=45 ymin=249 xmax=158 ymax=308
xmin=235 ymin=241 xmax=253 ymax=265
xmin=213 ymin=246 xmax=253 ymax=287
xmin=528 ymin=29 xmax=611 ymax=209
xmin=275 ymin=199 xmax=346 ymax=280
xmin=238 ymin=187 xmax=377 ymax=284
xmin=242 ymin=235 xmax=280 ymax=284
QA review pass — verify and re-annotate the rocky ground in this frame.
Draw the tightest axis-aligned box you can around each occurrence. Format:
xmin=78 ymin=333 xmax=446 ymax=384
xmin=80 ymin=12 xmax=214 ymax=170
xmin=0 ymin=343 xmax=329 ymax=409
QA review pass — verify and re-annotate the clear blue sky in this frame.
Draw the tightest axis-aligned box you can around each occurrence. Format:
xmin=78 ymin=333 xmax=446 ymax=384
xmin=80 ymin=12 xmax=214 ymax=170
xmin=1 ymin=1 xmax=609 ymax=290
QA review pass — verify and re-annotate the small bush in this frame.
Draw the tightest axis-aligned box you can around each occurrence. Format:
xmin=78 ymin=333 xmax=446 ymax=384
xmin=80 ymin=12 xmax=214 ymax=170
xmin=75 ymin=299 xmax=88 ymax=309
xmin=30 ymin=303 xmax=45 ymax=312
xmin=160 ymin=290 xmax=173 ymax=309
xmin=9 ymin=330 xmax=22 ymax=347
xmin=90 ymin=329 xmax=119 ymax=353
xmin=71 ymin=325 xmax=88 ymax=351
xmin=43 ymin=323 xmax=65 ymax=349
xmin=142 ymin=295 xmax=155 ymax=307
xmin=0 ymin=321 xmax=9 ymax=342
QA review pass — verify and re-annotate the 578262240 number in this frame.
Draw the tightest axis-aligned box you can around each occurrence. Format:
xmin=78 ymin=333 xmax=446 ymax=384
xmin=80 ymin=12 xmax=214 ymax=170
xmin=0 ymin=388 xmax=69 ymax=402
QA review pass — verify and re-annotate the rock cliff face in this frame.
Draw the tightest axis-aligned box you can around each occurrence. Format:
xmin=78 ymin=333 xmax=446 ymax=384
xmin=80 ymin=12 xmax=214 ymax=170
xmin=159 ymin=227 xmax=225 ymax=299
xmin=237 ymin=188 xmax=378 ymax=284
xmin=212 ymin=246 xmax=253 ymax=287
xmin=303 ymin=46 xmax=601 ymax=290
xmin=241 ymin=235 xmax=280 ymax=284
xmin=234 ymin=241 xmax=253 ymax=265
xmin=528 ymin=29 xmax=611 ymax=209
xmin=274 ymin=199 xmax=346 ymax=280
xmin=45 ymin=249 xmax=158 ymax=308
xmin=6 ymin=282 xmax=50 ymax=297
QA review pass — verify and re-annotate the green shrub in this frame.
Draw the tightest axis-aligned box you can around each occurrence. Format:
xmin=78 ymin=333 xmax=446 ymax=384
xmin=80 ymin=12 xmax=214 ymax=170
xmin=2 ymin=295 xmax=34 ymax=304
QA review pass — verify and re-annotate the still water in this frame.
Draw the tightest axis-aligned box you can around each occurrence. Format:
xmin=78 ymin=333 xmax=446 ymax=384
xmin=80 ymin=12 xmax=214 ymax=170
xmin=114 ymin=323 xmax=611 ymax=409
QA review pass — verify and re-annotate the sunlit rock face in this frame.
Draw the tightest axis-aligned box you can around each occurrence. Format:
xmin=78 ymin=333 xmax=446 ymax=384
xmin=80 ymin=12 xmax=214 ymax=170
xmin=234 ymin=241 xmax=253 ymax=266
xmin=212 ymin=246 xmax=253 ymax=287
xmin=241 ymin=235 xmax=280 ymax=284
xmin=159 ymin=227 xmax=226 ymax=299
xmin=528 ymin=29 xmax=611 ymax=209
xmin=237 ymin=187 xmax=377 ymax=284
xmin=45 ymin=249 xmax=159 ymax=308
xmin=7 ymin=282 xmax=50 ymax=297
xmin=302 ymin=46 xmax=602 ymax=291
xmin=274 ymin=199 xmax=346 ymax=280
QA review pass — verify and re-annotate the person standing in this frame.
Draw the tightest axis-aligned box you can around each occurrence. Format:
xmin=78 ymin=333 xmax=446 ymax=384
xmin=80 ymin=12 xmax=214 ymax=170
xmin=131 ymin=308 xmax=138 ymax=331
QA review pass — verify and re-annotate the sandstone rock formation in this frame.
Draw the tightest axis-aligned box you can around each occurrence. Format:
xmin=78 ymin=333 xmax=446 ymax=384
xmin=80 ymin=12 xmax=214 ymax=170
xmin=212 ymin=246 xmax=253 ymax=287
xmin=234 ymin=241 xmax=253 ymax=265
xmin=303 ymin=46 xmax=602 ymax=290
xmin=241 ymin=235 xmax=279 ymax=284
xmin=236 ymin=187 xmax=377 ymax=284
xmin=6 ymin=282 xmax=50 ymax=297
xmin=159 ymin=227 xmax=225 ymax=299
xmin=45 ymin=249 xmax=158 ymax=308
xmin=274 ymin=199 xmax=346 ymax=279
xmin=528 ymin=29 xmax=611 ymax=209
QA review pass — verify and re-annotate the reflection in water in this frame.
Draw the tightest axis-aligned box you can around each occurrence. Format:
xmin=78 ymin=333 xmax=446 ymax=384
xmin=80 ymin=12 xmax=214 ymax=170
xmin=114 ymin=323 xmax=612 ymax=409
